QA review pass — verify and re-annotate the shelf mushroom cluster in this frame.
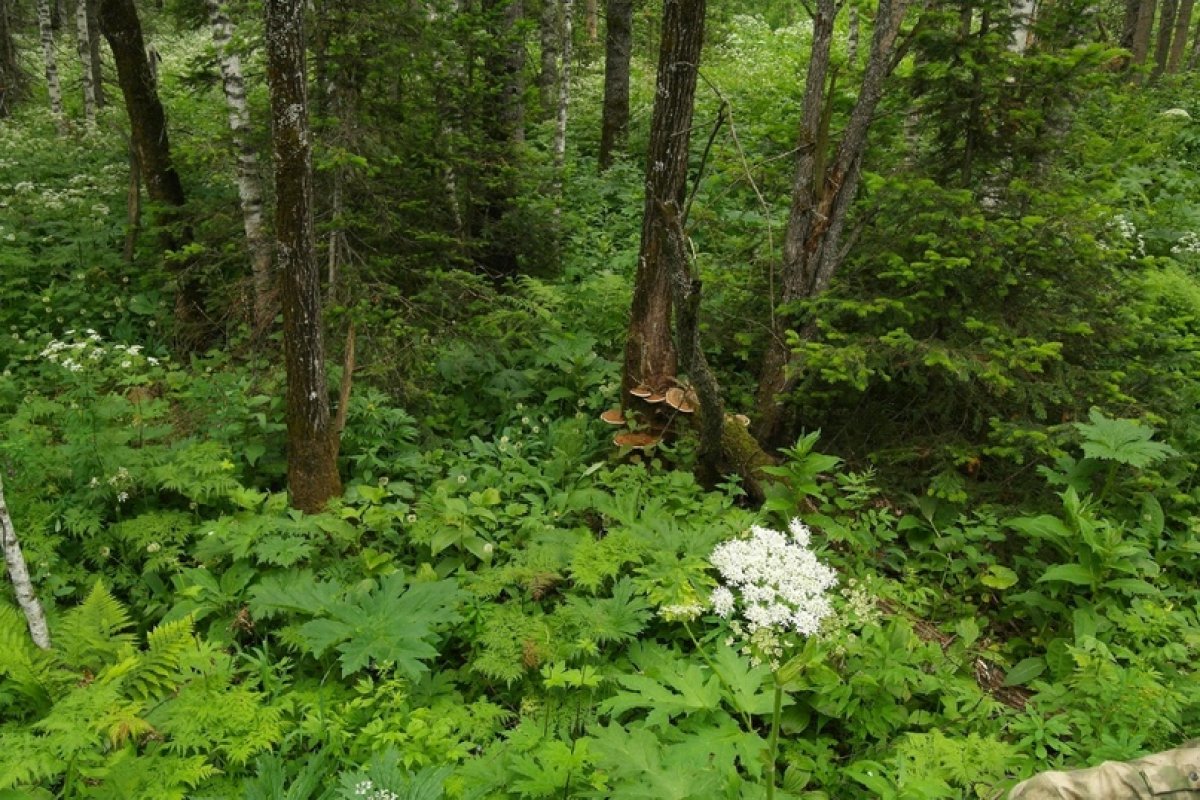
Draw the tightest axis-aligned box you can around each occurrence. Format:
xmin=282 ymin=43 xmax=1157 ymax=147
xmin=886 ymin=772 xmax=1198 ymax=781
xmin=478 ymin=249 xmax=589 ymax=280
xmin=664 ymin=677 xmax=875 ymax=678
xmin=600 ymin=381 xmax=699 ymax=450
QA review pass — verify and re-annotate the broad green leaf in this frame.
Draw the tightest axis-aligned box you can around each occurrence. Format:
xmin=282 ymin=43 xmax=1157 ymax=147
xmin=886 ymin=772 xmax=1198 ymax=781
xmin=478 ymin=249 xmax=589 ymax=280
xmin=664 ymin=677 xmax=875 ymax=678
xmin=1002 ymin=657 xmax=1046 ymax=687
xmin=1074 ymin=409 xmax=1176 ymax=467
xmin=980 ymin=565 xmax=1019 ymax=590
xmin=1038 ymin=563 xmax=1095 ymax=586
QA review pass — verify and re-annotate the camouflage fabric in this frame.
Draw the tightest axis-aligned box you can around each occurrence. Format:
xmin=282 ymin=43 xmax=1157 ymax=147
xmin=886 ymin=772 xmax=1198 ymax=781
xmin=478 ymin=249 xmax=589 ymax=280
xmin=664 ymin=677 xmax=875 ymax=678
xmin=1009 ymin=744 xmax=1200 ymax=799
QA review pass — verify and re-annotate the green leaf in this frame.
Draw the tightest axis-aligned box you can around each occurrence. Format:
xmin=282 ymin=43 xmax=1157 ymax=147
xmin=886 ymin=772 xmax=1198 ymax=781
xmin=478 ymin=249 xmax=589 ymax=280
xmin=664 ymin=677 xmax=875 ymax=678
xmin=980 ymin=565 xmax=1019 ymax=590
xmin=1074 ymin=409 xmax=1176 ymax=467
xmin=1002 ymin=657 xmax=1046 ymax=687
xmin=1038 ymin=563 xmax=1096 ymax=586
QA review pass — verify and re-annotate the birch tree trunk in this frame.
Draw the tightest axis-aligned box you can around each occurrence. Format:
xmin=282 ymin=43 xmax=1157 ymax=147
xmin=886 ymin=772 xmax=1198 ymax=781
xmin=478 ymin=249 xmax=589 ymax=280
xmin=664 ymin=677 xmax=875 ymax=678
xmin=1167 ymin=0 xmax=1194 ymax=70
xmin=847 ymin=5 xmax=860 ymax=64
xmin=266 ymin=0 xmax=342 ymax=514
xmin=598 ymin=0 xmax=632 ymax=170
xmin=37 ymin=0 xmax=66 ymax=127
xmin=1010 ymin=0 xmax=1036 ymax=53
xmin=99 ymin=0 xmax=209 ymax=344
xmin=621 ymin=0 xmax=706 ymax=406
xmin=206 ymin=0 xmax=275 ymax=332
xmin=75 ymin=0 xmax=97 ymax=125
xmin=0 ymin=477 xmax=52 ymax=650
xmin=754 ymin=0 xmax=912 ymax=445
xmin=553 ymin=0 xmax=573 ymax=173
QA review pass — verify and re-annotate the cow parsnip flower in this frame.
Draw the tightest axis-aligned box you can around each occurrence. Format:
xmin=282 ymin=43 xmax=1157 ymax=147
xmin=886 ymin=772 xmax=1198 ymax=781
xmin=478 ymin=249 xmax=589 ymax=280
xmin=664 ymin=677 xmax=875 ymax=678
xmin=709 ymin=519 xmax=837 ymax=639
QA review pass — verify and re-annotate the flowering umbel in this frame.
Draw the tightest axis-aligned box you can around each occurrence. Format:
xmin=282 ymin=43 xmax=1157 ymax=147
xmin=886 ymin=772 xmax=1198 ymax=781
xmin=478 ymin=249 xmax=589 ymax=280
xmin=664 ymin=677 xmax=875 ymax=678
xmin=710 ymin=519 xmax=837 ymax=638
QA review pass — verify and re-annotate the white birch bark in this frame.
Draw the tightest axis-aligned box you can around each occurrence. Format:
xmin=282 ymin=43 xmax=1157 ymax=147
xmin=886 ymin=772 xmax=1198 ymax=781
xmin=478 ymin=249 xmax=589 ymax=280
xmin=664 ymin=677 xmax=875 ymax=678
xmin=75 ymin=0 xmax=96 ymax=125
xmin=553 ymin=0 xmax=573 ymax=172
xmin=0 ymin=477 xmax=52 ymax=650
xmin=1010 ymin=0 xmax=1037 ymax=52
xmin=36 ymin=0 xmax=65 ymax=126
xmin=205 ymin=0 xmax=274 ymax=330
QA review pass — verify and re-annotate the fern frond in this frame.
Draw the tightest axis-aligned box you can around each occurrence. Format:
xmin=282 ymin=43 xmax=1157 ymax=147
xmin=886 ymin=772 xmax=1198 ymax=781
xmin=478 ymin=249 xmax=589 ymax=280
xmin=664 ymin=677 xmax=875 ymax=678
xmin=55 ymin=581 xmax=134 ymax=673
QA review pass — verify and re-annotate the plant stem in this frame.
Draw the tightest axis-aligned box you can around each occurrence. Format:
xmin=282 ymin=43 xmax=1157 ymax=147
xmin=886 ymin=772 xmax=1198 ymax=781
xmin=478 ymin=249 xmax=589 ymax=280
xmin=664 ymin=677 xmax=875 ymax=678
xmin=766 ymin=675 xmax=783 ymax=800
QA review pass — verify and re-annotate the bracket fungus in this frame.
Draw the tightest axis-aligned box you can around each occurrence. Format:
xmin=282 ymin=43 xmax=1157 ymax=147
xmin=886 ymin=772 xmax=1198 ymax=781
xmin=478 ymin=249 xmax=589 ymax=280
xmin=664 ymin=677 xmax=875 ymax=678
xmin=614 ymin=431 xmax=660 ymax=449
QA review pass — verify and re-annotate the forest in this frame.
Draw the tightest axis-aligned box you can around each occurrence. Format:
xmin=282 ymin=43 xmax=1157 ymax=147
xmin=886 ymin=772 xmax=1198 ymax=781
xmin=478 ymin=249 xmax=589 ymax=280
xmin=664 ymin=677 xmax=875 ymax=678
xmin=1 ymin=0 xmax=1199 ymax=795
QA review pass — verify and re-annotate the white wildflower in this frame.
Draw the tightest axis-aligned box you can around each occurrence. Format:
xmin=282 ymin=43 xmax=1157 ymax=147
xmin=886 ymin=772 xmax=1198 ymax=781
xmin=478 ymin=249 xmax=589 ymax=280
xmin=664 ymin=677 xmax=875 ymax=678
xmin=146 ymin=542 xmax=160 ymax=553
xmin=660 ymin=602 xmax=705 ymax=622
xmin=709 ymin=521 xmax=837 ymax=638
xmin=117 ymin=491 xmax=129 ymax=503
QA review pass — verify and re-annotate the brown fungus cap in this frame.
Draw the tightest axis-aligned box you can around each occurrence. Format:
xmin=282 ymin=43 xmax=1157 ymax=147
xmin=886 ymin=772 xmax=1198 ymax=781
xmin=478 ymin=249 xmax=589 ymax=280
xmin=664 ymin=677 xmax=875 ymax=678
xmin=614 ymin=431 xmax=660 ymax=449
xmin=600 ymin=409 xmax=625 ymax=425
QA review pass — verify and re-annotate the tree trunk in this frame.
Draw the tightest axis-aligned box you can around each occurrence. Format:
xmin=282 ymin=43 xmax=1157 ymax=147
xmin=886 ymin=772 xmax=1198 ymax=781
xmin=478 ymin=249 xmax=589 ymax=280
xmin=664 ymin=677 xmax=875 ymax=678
xmin=0 ymin=477 xmax=52 ymax=650
xmin=36 ymin=0 xmax=65 ymax=127
xmin=1010 ymin=0 xmax=1036 ymax=53
xmin=477 ymin=0 xmax=525 ymax=276
xmin=598 ymin=0 xmax=632 ymax=170
xmin=847 ymin=5 xmax=860 ymax=64
xmin=75 ymin=0 xmax=97 ymax=125
xmin=1121 ymin=0 xmax=1141 ymax=47
xmin=206 ymin=0 xmax=275 ymax=332
xmin=1189 ymin=14 xmax=1200 ymax=67
xmin=1131 ymin=0 xmax=1157 ymax=67
xmin=266 ymin=0 xmax=342 ymax=514
xmin=1167 ymin=0 xmax=1194 ymax=70
xmin=584 ymin=0 xmax=598 ymax=42
xmin=1154 ymin=0 xmax=1178 ymax=75
xmin=538 ymin=0 xmax=559 ymax=113
xmin=754 ymin=0 xmax=911 ymax=446
xmin=553 ymin=0 xmax=573 ymax=172
xmin=86 ymin=0 xmax=103 ymax=106
xmin=621 ymin=0 xmax=706 ymax=406
xmin=0 ymin=0 xmax=27 ymax=116
xmin=99 ymin=0 xmax=209 ymax=342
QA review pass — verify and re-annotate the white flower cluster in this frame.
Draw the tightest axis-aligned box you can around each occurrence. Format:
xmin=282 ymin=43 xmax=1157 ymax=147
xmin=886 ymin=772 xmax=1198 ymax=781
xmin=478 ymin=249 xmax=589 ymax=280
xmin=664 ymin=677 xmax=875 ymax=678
xmin=1106 ymin=215 xmax=1146 ymax=256
xmin=39 ymin=331 xmax=161 ymax=373
xmin=709 ymin=519 xmax=837 ymax=638
xmin=1171 ymin=231 xmax=1200 ymax=256
xmin=353 ymin=779 xmax=399 ymax=800
xmin=1160 ymin=107 xmax=1192 ymax=119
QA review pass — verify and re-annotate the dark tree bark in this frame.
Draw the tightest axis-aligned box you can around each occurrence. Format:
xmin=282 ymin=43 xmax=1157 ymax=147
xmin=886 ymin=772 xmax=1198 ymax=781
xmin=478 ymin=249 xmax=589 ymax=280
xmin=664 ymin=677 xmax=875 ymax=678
xmin=538 ymin=0 xmax=559 ymax=113
xmin=476 ymin=0 xmax=525 ymax=276
xmin=1131 ymin=0 xmax=1157 ymax=67
xmin=598 ymin=0 xmax=632 ymax=170
xmin=1121 ymin=0 xmax=1141 ymax=47
xmin=754 ymin=0 xmax=912 ymax=446
xmin=99 ymin=0 xmax=208 ymax=340
xmin=584 ymin=0 xmax=598 ymax=42
xmin=621 ymin=0 xmax=706 ymax=406
xmin=0 ymin=0 xmax=27 ymax=116
xmin=266 ymin=0 xmax=342 ymax=513
xmin=1154 ymin=0 xmax=1179 ymax=75
xmin=1168 ymin=0 xmax=1194 ymax=70
xmin=86 ymin=0 xmax=104 ymax=106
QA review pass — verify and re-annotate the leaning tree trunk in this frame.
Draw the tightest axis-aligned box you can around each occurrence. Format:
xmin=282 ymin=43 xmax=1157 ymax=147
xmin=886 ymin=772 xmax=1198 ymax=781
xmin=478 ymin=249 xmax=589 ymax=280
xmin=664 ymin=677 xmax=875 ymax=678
xmin=75 ymin=0 xmax=97 ymax=125
xmin=1167 ymin=0 xmax=1194 ymax=70
xmin=266 ymin=0 xmax=342 ymax=513
xmin=99 ymin=0 xmax=209 ymax=343
xmin=0 ymin=477 xmax=51 ymax=650
xmin=36 ymin=0 xmax=65 ymax=127
xmin=754 ymin=0 xmax=912 ymax=446
xmin=206 ymin=0 xmax=275 ymax=332
xmin=621 ymin=0 xmax=706 ymax=407
xmin=0 ymin=0 xmax=27 ymax=116
xmin=598 ymin=0 xmax=632 ymax=170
